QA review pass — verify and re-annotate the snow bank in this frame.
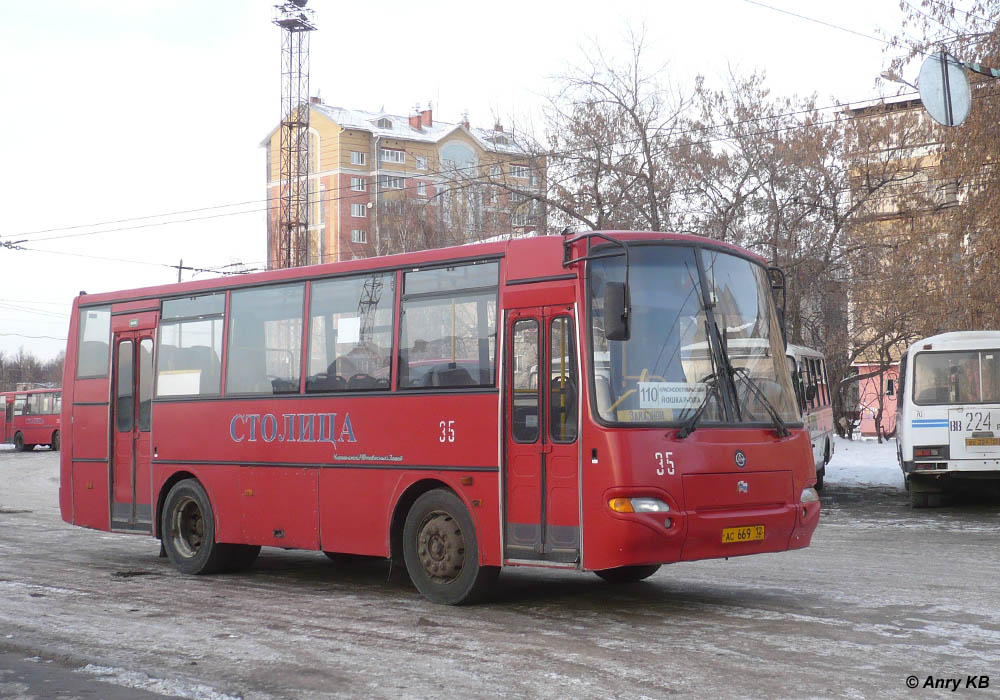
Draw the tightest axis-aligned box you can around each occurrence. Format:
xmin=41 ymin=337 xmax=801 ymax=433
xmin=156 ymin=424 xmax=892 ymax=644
xmin=825 ymin=435 xmax=904 ymax=489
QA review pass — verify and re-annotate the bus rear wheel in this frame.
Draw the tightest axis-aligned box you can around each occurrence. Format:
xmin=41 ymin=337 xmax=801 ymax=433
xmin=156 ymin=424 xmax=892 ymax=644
xmin=595 ymin=564 xmax=661 ymax=584
xmin=402 ymin=489 xmax=498 ymax=605
xmin=13 ymin=433 xmax=32 ymax=452
xmin=161 ymin=479 xmax=234 ymax=575
xmin=51 ymin=431 xmax=60 ymax=451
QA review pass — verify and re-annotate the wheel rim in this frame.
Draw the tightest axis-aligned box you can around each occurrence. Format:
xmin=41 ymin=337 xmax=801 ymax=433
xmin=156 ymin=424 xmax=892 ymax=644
xmin=169 ymin=496 xmax=204 ymax=559
xmin=416 ymin=510 xmax=465 ymax=584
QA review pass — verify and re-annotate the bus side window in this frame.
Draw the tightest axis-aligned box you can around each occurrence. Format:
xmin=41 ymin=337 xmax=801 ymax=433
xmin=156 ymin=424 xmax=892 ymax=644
xmin=811 ymin=359 xmax=822 ymax=409
xmin=399 ymin=262 xmax=499 ymax=389
xmin=819 ymin=360 xmax=830 ymax=406
xmin=787 ymin=357 xmax=805 ymax=412
xmin=897 ymin=353 xmax=907 ymax=402
xmin=227 ymin=283 xmax=304 ymax=396
xmin=306 ymin=273 xmax=395 ymax=393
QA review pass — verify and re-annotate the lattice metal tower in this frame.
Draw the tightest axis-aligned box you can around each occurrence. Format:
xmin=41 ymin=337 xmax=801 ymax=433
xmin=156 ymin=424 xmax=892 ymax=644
xmin=271 ymin=1 xmax=317 ymax=269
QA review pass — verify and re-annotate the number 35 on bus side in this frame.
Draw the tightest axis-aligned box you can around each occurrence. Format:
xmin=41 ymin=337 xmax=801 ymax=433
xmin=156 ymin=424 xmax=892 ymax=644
xmin=655 ymin=451 xmax=675 ymax=476
xmin=439 ymin=420 xmax=455 ymax=443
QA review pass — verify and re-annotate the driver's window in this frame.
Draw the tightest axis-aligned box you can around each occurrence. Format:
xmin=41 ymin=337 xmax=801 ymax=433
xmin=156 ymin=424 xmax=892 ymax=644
xmin=549 ymin=316 xmax=577 ymax=443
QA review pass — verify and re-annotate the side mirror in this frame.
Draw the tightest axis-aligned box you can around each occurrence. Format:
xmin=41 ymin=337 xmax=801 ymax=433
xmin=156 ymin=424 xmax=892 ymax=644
xmin=805 ymin=385 xmax=817 ymax=401
xmin=604 ymin=282 xmax=630 ymax=341
xmin=886 ymin=379 xmax=895 ymax=397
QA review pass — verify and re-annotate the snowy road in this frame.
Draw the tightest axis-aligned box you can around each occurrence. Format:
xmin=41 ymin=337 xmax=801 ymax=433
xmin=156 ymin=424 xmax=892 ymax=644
xmin=1 ymin=443 xmax=998 ymax=699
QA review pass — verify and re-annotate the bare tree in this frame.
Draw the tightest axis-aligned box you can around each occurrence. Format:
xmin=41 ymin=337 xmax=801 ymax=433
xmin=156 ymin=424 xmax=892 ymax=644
xmin=886 ymin=1 xmax=1000 ymax=328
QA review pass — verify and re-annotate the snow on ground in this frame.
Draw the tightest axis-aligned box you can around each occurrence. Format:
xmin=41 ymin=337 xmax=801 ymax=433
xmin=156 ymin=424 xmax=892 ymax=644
xmin=826 ymin=435 xmax=904 ymax=489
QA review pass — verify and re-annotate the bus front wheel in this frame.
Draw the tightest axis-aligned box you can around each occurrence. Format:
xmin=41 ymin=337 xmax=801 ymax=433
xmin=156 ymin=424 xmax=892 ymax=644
xmin=402 ymin=489 xmax=498 ymax=605
xmin=595 ymin=564 xmax=661 ymax=584
xmin=51 ymin=431 xmax=60 ymax=451
xmin=161 ymin=479 xmax=234 ymax=575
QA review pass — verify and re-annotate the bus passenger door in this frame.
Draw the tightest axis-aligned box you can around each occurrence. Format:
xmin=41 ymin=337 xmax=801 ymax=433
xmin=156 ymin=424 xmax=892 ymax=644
xmin=504 ymin=306 xmax=580 ymax=564
xmin=1 ymin=395 xmax=9 ymax=442
xmin=111 ymin=331 xmax=155 ymax=532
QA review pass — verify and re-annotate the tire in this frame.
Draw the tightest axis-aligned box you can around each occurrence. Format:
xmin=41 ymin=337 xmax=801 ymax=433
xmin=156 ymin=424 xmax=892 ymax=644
xmin=13 ymin=433 xmax=25 ymax=452
xmin=815 ymin=465 xmax=825 ymax=491
xmin=161 ymin=479 xmax=233 ymax=575
xmin=226 ymin=545 xmax=261 ymax=572
xmin=51 ymin=431 xmax=60 ymax=452
xmin=595 ymin=564 xmax=661 ymax=584
xmin=909 ymin=489 xmax=929 ymax=508
xmin=402 ymin=489 xmax=498 ymax=605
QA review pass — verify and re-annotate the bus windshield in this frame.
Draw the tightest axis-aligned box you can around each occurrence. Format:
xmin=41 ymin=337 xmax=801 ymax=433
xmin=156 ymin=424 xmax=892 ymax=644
xmin=589 ymin=244 xmax=798 ymax=426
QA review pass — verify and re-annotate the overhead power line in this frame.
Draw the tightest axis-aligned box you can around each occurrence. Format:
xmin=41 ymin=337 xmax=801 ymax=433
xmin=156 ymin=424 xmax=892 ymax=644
xmin=0 ymin=90 xmax=935 ymax=247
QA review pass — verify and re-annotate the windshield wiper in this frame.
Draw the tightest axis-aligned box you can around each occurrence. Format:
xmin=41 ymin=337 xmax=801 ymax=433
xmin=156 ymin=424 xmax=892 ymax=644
xmin=731 ymin=367 xmax=791 ymax=438
xmin=676 ymin=375 xmax=720 ymax=439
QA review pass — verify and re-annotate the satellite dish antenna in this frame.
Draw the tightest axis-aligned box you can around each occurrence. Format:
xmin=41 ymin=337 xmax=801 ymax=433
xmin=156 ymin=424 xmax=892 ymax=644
xmin=918 ymin=51 xmax=971 ymax=127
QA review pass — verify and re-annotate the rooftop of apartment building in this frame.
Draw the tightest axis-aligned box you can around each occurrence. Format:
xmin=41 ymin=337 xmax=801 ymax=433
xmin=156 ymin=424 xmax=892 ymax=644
xmin=264 ymin=97 xmax=531 ymax=157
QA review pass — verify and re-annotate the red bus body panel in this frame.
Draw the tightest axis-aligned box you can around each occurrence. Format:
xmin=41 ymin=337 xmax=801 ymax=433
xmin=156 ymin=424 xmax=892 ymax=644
xmin=58 ymin=232 xmax=819 ymax=583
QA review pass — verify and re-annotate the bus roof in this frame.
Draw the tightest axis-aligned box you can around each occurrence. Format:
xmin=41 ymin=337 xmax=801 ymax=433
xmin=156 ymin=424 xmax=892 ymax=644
xmin=907 ymin=331 xmax=1000 ymax=354
xmin=785 ymin=343 xmax=824 ymax=359
xmin=74 ymin=231 xmax=769 ymax=307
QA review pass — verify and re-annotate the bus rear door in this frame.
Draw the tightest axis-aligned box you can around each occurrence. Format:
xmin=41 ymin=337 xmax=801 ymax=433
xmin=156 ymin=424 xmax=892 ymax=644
xmin=505 ymin=305 xmax=580 ymax=564
xmin=111 ymin=328 xmax=155 ymax=532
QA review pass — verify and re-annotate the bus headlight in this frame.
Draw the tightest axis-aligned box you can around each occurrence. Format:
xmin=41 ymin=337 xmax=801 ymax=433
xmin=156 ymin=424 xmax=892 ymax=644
xmin=800 ymin=487 xmax=819 ymax=503
xmin=608 ymin=498 xmax=670 ymax=513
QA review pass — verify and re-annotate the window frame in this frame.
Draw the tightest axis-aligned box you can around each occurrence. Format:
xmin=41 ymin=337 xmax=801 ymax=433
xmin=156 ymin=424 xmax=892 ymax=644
xmin=397 ymin=260 xmax=500 ymax=392
xmin=380 ymin=147 xmax=405 ymax=164
xmin=224 ymin=282 xmax=306 ymax=397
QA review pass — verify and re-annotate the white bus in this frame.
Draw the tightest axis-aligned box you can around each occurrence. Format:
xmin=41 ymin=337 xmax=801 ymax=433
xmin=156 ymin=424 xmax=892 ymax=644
xmin=785 ymin=344 xmax=834 ymax=489
xmin=896 ymin=331 xmax=1000 ymax=507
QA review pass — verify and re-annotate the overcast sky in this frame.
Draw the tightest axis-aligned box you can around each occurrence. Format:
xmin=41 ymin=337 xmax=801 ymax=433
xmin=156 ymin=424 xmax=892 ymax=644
xmin=0 ymin=0 xmax=915 ymax=362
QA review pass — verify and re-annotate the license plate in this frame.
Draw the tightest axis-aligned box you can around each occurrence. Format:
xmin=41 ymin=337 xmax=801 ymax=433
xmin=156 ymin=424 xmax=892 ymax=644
xmin=965 ymin=437 xmax=1000 ymax=447
xmin=721 ymin=525 xmax=765 ymax=544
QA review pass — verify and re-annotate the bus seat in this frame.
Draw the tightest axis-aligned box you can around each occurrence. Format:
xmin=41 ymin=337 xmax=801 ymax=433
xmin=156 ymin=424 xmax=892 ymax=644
xmin=226 ymin=347 xmax=270 ymax=394
xmin=347 ymin=373 xmax=377 ymax=390
xmin=433 ymin=365 xmax=475 ymax=387
xmin=181 ymin=346 xmax=220 ymax=394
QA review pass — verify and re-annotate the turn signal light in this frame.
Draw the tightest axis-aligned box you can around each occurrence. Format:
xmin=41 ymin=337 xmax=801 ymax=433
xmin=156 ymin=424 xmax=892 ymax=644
xmin=608 ymin=498 xmax=670 ymax=513
xmin=609 ymin=498 xmax=635 ymax=513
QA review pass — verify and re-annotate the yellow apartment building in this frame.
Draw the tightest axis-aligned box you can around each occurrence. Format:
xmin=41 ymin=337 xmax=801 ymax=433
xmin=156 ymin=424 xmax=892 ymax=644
xmin=262 ymin=99 xmax=546 ymax=267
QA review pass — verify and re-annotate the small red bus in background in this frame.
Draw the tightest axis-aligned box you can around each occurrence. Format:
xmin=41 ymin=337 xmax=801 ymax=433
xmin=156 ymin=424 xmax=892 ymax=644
xmin=1 ymin=388 xmax=62 ymax=451
xmin=60 ymin=232 xmax=820 ymax=604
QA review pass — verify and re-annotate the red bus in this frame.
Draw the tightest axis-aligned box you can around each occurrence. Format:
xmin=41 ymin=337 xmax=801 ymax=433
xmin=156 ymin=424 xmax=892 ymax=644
xmin=2 ymin=388 xmax=62 ymax=451
xmin=59 ymin=232 xmax=820 ymax=604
